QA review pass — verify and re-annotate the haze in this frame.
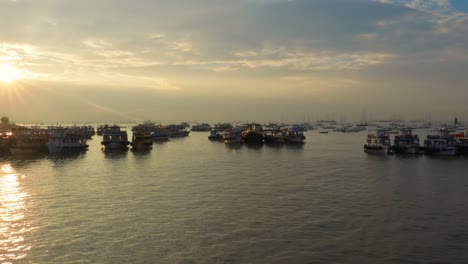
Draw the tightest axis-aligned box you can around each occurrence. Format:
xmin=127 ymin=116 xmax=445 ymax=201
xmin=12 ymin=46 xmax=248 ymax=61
xmin=1 ymin=0 xmax=467 ymax=123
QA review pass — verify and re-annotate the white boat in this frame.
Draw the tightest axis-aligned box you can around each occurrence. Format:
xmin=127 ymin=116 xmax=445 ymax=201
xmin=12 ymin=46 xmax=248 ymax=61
xmin=101 ymin=125 xmax=130 ymax=150
xmin=364 ymin=129 xmax=391 ymax=154
xmin=47 ymin=127 xmax=89 ymax=153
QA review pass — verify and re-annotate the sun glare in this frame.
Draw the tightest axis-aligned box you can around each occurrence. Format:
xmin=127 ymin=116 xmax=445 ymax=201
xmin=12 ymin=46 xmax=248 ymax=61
xmin=0 ymin=63 xmax=21 ymax=83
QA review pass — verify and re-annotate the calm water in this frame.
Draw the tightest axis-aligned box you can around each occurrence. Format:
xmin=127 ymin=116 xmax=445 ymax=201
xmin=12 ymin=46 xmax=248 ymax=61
xmin=1 ymin=129 xmax=468 ymax=263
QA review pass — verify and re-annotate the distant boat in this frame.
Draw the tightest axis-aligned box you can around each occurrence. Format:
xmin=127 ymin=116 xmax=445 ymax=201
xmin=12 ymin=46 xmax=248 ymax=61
xmin=191 ymin=123 xmax=212 ymax=132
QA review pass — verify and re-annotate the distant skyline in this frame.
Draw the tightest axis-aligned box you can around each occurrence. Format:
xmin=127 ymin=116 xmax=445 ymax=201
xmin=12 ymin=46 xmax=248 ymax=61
xmin=1 ymin=0 xmax=467 ymax=123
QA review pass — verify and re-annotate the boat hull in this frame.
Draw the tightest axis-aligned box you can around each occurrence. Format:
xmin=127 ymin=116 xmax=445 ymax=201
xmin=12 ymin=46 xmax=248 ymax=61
xmin=101 ymin=141 xmax=130 ymax=149
xmin=47 ymin=143 xmax=88 ymax=153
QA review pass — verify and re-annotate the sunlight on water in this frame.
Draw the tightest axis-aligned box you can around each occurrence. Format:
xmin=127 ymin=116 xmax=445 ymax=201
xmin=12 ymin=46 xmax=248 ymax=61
xmin=0 ymin=163 xmax=30 ymax=263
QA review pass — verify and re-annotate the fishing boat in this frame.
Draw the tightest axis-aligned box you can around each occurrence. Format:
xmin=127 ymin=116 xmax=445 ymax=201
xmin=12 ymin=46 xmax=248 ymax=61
xmin=391 ymin=128 xmax=420 ymax=154
xmin=364 ymin=129 xmax=391 ymax=154
xmin=47 ymin=127 xmax=89 ymax=153
xmin=131 ymin=125 xmax=153 ymax=150
xmin=101 ymin=125 xmax=130 ymax=150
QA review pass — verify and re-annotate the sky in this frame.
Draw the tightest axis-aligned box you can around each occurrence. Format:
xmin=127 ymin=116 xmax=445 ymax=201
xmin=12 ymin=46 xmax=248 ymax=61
xmin=0 ymin=0 xmax=467 ymax=124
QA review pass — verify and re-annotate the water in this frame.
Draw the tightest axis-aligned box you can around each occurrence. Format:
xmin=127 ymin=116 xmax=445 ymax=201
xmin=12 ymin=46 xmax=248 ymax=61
xmin=1 ymin=129 xmax=468 ymax=263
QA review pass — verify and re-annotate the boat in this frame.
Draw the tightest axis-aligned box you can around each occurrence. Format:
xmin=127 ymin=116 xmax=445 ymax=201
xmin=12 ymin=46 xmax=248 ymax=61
xmin=452 ymin=130 xmax=468 ymax=155
xmin=241 ymin=123 xmax=264 ymax=144
xmin=131 ymin=125 xmax=153 ymax=150
xmin=423 ymin=128 xmax=457 ymax=156
xmin=47 ymin=127 xmax=89 ymax=153
xmin=213 ymin=123 xmax=233 ymax=131
xmin=96 ymin=124 xmax=110 ymax=135
xmin=191 ymin=123 xmax=212 ymax=132
xmin=263 ymin=129 xmax=284 ymax=143
xmin=208 ymin=129 xmax=224 ymax=141
xmin=223 ymin=128 xmax=242 ymax=144
xmin=100 ymin=125 xmax=130 ymax=150
xmin=364 ymin=129 xmax=391 ymax=154
xmin=0 ymin=131 xmax=12 ymax=154
xmin=165 ymin=124 xmax=190 ymax=138
xmin=282 ymin=125 xmax=306 ymax=143
xmin=10 ymin=126 xmax=49 ymax=155
xmin=391 ymin=128 xmax=420 ymax=154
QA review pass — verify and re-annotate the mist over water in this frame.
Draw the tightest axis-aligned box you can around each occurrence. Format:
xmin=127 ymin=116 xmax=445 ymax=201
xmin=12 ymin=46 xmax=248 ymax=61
xmin=1 ymin=129 xmax=468 ymax=263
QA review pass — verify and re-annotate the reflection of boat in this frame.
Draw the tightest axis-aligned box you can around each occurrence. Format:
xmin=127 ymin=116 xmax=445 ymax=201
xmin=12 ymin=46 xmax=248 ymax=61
xmin=47 ymin=127 xmax=89 ymax=153
xmin=131 ymin=126 xmax=153 ymax=150
xmin=10 ymin=126 xmax=49 ymax=155
xmin=391 ymin=129 xmax=420 ymax=154
xmin=364 ymin=129 xmax=391 ymax=154
xmin=101 ymin=125 xmax=130 ymax=150
xmin=423 ymin=128 xmax=457 ymax=156
xmin=191 ymin=123 xmax=212 ymax=131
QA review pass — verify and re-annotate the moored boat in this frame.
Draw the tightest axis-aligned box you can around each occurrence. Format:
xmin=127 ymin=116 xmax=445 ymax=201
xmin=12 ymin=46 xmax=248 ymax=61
xmin=241 ymin=123 xmax=264 ymax=144
xmin=208 ymin=129 xmax=224 ymax=141
xmin=263 ymin=129 xmax=284 ymax=143
xmin=223 ymin=128 xmax=242 ymax=144
xmin=47 ymin=127 xmax=89 ymax=153
xmin=10 ymin=126 xmax=49 ymax=155
xmin=101 ymin=125 xmax=130 ymax=150
xmin=422 ymin=128 xmax=457 ymax=156
xmin=131 ymin=125 xmax=153 ymax=150
xmin=391 ymin=128 xmax=420 ymax=154
xmin=282 ymin=125 xmax=306 ymax=143
xmin=364 ymin=129 xmax=391 ymax=154
xmin=191 ymin=123 xmax=212 ymax=132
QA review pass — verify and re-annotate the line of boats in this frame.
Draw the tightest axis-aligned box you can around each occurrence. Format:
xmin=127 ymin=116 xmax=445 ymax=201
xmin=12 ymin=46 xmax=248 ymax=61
xmin=207 ymin=123 xmax=306 ymax=144
xmin=364 ymin=128 xmax=468 ymax=156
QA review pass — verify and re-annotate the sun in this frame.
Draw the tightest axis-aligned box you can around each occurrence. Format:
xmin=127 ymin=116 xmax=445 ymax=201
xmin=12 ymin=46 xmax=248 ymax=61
xmin=0 ymin=63 xmax=21 ymax=83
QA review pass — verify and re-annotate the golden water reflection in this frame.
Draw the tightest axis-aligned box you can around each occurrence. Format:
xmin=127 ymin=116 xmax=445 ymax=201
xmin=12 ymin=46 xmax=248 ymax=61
xmin=0 ymin=163 xmax=30 ymax=263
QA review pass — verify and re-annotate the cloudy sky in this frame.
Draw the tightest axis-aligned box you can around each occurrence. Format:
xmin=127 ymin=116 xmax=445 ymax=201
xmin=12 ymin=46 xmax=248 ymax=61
xmin=0 ymin=0 xmax=467 ymax=123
